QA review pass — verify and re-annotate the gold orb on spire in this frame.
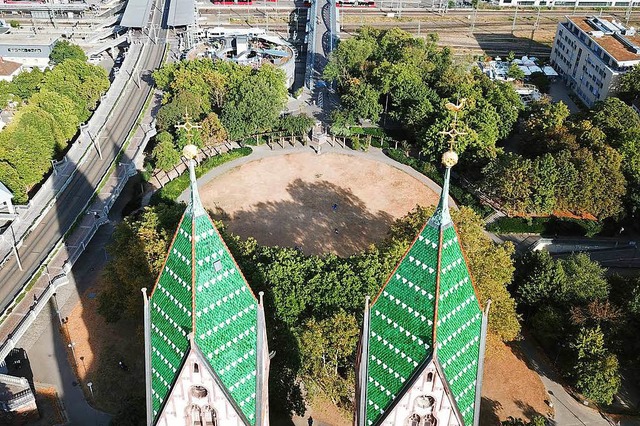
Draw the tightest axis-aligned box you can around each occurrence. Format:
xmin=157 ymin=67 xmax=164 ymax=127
xmin=442 ymin=150 xmax=459 ymax=167
xmin=183 ymin=144 xmax=198 ymax=160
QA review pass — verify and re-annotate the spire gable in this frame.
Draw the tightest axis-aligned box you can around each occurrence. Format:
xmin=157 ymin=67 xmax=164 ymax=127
xmin=149 ymin=210 xmax=194 ymax=418
xmin=147 ymin=140 xmax=262 ymax=426
xmin=358 ymin=99 xmax=487 ymax=426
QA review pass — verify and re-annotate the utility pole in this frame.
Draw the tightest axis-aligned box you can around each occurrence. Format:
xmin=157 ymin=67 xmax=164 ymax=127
xmin=512 ymin=4 xmax=518 ymax=34
xmin=471 ymin=6 xmax=477 ymax=33
xmin=625 ymin=0 xmax=634 ymax=25
xmin=9 ymin=226 xmax=22 ymax=271
xmin=528 ymin=7 xmax=541 ymax=55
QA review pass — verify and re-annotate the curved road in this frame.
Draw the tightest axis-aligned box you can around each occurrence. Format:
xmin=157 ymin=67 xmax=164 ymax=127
xmin=0 ymin=3 xmax=168 ymax=313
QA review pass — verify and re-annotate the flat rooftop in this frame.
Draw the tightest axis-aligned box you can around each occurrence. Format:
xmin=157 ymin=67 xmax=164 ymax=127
xmin=120 ymin=0 xmax=153 ymax=28
xmin=167 ymin=0 xmax=196 ymax=26
xmin=0 ymin=33 xmax=57 ymax=46
xmin=567 ymin=16 xmax=640 ymax=63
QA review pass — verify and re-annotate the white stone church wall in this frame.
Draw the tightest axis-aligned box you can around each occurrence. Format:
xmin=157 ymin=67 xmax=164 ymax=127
xmin=379 ymin=360 xmax=462 ymax=426
xmin=156 ymin=350 xmax=248 ymax=426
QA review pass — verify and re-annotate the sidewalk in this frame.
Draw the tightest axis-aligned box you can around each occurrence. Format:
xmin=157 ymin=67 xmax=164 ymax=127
xmin=518 ymin=333 xmax=608 ymax=426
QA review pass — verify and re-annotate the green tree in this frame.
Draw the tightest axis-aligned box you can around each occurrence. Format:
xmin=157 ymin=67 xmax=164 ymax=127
xmin=200 ymin=112 xmax=228 ymax=148
xmin=41 ymin=59 xmax=109 ymax=121
xmin=529 ymin=71 xmax=551 ymax=93
xmin=482 ymin=153 xmax=534 ymax=215
xmin=50 ymin=40 xmax=87 ymax=65
xmin=29 ymin=89 xmax=80 ymax=145
xmin=152 ymin=132 xmax=180 ymax=172
xmin=560 ymin=253 xmax=609 ymax=304
xmin=507 ymin=63 xmax=525 ymax=81
xmin=523 ymin=98 xmax=570 ymax=139
xmin=513 ymin=250 xmax=566 ymax=309
xmin=570 ymin=326 xmax=621 ymax=404
xmin=341 ymin=79 xmax=382 ymax=123
xmin=323 ymin=31 xmax=378 ymax=82
xmin=298 ymin=311 xmax=359 ymax=407
xmin=616 ymin=63 xmax=640 ymax=102
xmin=590 ymin=97 xmax=640 ymax=147
xmin=221 ymin=64 xmax=288 ymax=139
xmin=156 ymin=90 xmax=208 ymax=132
xmin=10 ymin=68 xmax=45 ymax=100
xmin=278 ymin=114 xmax=315 ymax=137
xmin=98 ymin=204 xmax=184 ymax=322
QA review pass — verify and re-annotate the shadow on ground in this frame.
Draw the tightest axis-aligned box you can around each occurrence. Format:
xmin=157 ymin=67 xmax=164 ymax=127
xmin=472 ymin=33 xmax=552 ymax=57
xmin=480 ymin=397 xmax=502 ymax=425
xmin=213 ymin=178 xmax=395 ymax=257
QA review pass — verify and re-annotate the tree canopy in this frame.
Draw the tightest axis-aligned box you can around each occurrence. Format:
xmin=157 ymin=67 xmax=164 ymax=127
xmin=482 ymin=97 xmax=628 ymax=219
xmin=150 ymin=59 xmax=291 ymax=170
xmin=323 ymin=27 xmax=523 ymax=163
xmin=0 ymin=55 xmax=109 ymax=202
xmin=512 ymin=251 xmax=625 ymax=403
xmin=50 ymin=40 xmax=87 ymax=65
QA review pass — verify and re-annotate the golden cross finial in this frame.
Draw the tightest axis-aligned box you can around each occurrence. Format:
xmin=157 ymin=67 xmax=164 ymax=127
xmin=438 ymin=98 xmax=466 ymax=168
xmin=439 ymin=98 xmax=467 ymax=152
xmin=175 ymin=108 xmax=202 ymax=142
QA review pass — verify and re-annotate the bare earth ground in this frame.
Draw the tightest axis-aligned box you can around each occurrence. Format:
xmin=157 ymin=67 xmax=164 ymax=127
xmin=481 ymin=338 xmax=552 ymax=425
xmin=200 ymin=152 xmax=439 ymax=257
xmin=64 ymin=281 xmax=145 ymax=414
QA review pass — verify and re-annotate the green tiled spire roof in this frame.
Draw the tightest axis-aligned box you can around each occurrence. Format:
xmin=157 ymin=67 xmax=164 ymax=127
xmin=363 ymin=150 xmax=484 ymax=426
xmin=148 ymin=149 xmax=259 ymax=425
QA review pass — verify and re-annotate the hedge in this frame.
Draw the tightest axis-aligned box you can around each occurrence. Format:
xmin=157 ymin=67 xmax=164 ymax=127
xmin=486 ymin=216 xmax=602 ymax=237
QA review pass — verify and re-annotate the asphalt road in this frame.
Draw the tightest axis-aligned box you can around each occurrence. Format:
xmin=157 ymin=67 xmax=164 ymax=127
xmin=0 ymin=6 xmax=168 ymax=313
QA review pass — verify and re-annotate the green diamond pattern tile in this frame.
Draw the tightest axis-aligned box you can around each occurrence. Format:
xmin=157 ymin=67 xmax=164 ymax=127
xmin=150 ymin=213 xmax=193 ymax=418
xmin=149 ymin=193 xmax=260 ymax=424
xmin=365 ymin=225 xmax=440 ymax=426
xmin=193 ymin=214 xmax=258 ymax=425
xmin=436 ymin=226 xmax=482 ymax=426
xmin=363 ymin=199 xmax=485 ymax=425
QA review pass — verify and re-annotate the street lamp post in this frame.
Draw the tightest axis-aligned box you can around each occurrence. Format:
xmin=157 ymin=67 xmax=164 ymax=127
xmin=68 ymin=342 xmax=77 ymax=366
xmin=87 ymin=381 xmax=94 ymax=398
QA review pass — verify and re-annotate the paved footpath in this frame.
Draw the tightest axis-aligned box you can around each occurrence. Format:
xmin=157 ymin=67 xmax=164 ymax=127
xmin=518 ymin=333 xmax=610 ymax=426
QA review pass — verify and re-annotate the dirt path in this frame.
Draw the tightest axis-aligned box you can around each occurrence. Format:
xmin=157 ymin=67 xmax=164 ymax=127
xmin=199 ymin=152 xmax=440 ymax=257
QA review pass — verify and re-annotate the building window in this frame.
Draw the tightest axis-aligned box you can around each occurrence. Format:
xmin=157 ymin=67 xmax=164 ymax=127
xmin=194 ymin=363 xmax=199 ymax=373
xmin=408 ymin=414 xmax=421 ymax=426
xmin=213 ymin=260 xmax=223 ymax=272
xmin=426 ymin=372 xmax=434 ymax=382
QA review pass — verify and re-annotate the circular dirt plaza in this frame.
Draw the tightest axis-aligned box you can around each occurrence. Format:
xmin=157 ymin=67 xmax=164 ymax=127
xmin=200 ymin=152 xmax=440 ymax=257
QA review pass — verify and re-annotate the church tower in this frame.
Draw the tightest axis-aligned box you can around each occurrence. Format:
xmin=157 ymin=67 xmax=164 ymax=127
xmin=354 ymin=103 xmax=490 ymax=426
xmin=142 ymin=144 xmax=270 ymax=426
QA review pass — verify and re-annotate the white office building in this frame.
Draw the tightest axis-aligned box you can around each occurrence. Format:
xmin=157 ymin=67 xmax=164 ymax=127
xmin=550 ymin=16 xmax=640 ymax=107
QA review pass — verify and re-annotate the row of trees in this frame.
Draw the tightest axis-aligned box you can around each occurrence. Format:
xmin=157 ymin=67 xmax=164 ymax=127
xmin=512 ymin=251 xmax=640 ymax=404
xmin=150 ymin=59 xmax=315 ymax=172
xmin=98 ymin=202 xmax=520 ymax=420
xmin=324 ymin=27 xmax=524 ymax=164
xmin=481 ymin=97 xmax=639 ymax=220
xmin=0 ymin=42 xmax=109 ymax=202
